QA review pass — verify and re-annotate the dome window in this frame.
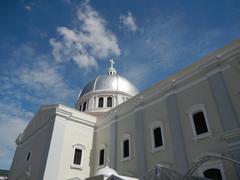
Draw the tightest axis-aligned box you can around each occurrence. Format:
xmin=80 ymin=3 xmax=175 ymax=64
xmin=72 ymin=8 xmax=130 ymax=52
xmin=107 ymin=97 xmax=112 ymax=107
xmin=83 ymin=102 xmax=87 ymax=111
xmin=98 ymin=97 xmax=104 ymax=108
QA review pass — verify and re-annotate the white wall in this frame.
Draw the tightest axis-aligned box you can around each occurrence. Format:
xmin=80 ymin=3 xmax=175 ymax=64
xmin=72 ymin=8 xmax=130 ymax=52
xmin=43 ymin=105 xmax=96 ymax=180
xmin=9 ymin=107 xmax=56 ymax=180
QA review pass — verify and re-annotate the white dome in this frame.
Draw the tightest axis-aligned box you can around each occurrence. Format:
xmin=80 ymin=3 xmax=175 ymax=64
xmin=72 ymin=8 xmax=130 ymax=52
xmin=75 ymin=59 xmax=139 ymax=113
xmin=79 ymin=74 xmax=139 ymax=98
xmin=95 ymin=166 xmax=118 ymax=177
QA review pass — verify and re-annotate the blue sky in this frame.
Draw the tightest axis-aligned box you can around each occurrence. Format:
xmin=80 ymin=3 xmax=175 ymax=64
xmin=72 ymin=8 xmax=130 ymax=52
xmin=0 ymin=0 xmax=240 ymax=169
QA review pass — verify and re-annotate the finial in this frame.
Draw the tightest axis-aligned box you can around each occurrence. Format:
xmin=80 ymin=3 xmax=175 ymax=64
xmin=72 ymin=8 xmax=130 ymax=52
xmin=107 ymin=59 xmax=117 ymax=75
xmin=109 ymin=59 xmax=115 ymax=68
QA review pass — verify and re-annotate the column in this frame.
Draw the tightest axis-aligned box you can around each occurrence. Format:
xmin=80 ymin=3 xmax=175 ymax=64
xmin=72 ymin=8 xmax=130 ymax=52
xmin=166 ymin=94 xmax=188 ymax=173
xmin=134 ymin=105 xmax=147 ymax=177
xmin=208 ymin=72 xmax=239 ymax=131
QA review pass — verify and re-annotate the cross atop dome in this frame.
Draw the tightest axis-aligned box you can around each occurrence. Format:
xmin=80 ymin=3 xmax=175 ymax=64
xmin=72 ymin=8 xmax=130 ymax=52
xmin=107 ymin=58 xmax=117 ymax=75
xmin=109 ymin=59 xmax=115 ymax=68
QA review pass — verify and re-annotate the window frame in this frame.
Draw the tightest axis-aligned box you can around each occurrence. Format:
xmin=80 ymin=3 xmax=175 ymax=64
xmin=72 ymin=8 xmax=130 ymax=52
xmin=198 ymin=160 xmax=226 ymax=180
xmin=98 ymin=97 xmax=104 ymax=108
xmin=71 ymin=144 xmax=85 ymax=170
xmin=187 ymin=104 xmax=211 ymax=140
xmin=97 ymin=144 xmax=106 ymax=168
xmin=120 ymin=133 xmax=132 ymax=162
xmin=82 ymin=101 xmax=87 ymax=111
xmin=149 ymin=121 xmax=165 ymax=152
xmin=107 ymin=96 xmax=113 ymax=107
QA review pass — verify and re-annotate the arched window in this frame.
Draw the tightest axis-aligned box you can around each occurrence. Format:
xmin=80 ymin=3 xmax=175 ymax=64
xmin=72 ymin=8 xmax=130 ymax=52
xmin=79 ymin=104 xmax=82 ymax=111
xmin=98 ymin=97 xmax=104 ymax=108
xmin=107 ymin=97 xmax=112 ymax=107
xmin=194 ymin=152 xmax=226 ymax=180
xmin=204 ymin=168 xmax=223 ymax=180
xmin=83 ymin=102 xmax=87 ymax=111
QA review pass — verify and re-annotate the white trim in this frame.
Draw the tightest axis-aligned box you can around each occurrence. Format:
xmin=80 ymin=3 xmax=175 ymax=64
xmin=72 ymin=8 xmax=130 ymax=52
xmin=193 ymin=152 xmax=222 ymax=163
xmin=71 ymin=144 xmax=85 ymax=170
xmin=107 ymin=96 xmax=113 ymax=107
xmin=222 ymin=128 xmax=240 ymax=140
xmin=98 ymin=97 xmax=104 ymax=108
xmin=97 ymin=144 xmax=106 ymax=168
xmin=198 ymin=160 xmax=226 ymax=180
xmin=78 ymin=89 xmax=134 ymax=103
xmin=187 ymin=104 xmax=211 ymax=141
xmin=120 ymin=133 xmax=132 ymax=162
xmin=149 ymin=121 xmax=165 ymax=152
xmin=97 ymin=95 xmax=114 ymax=109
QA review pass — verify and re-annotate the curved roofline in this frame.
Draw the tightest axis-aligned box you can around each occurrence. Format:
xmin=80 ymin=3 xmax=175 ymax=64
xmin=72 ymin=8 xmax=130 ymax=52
xmin=79 ymin=74 xmax=139 ymax=98
xmin=78 ymin=89 xmax=135 ymax=101
xmin=93 ymin=75 xmax=100 ymax=92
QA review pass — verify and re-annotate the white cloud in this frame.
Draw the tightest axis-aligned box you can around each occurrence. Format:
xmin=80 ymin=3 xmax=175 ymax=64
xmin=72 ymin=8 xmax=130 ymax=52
xmin=120 ymin=14 xmax=228 ymax=91
xmin=50 ymin=2 xmax=120 ymax=69
xmin=0 ymin=44 xmax=75 ymax=105
xmin=0 ymin=36 xmax=82 ymax=169
xmin=0 ymin=44 xmax=77 ymax=168
xmin=123 ymin=63 xmax=153 ymax=88
xmin=24 ymin=5 xmax=32 ymax=11
xmin=0 ymin=103 xmax=31 ymax=168
xmin=120 ymin=12 xmax=138 ymax=32
xmin=16 ymin=61 xmax=75 ymax=105
xmin=19 ymin=61 xmax=72 ymax=99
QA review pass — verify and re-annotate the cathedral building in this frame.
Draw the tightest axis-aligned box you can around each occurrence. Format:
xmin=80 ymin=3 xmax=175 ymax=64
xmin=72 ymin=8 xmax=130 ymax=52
xmin=9 ymin=39 xmax=240 ymax=180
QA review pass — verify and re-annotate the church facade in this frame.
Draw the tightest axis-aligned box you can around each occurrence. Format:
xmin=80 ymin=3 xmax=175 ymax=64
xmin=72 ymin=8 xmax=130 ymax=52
xmin=9 ymin=40 xmax=240 ymax=180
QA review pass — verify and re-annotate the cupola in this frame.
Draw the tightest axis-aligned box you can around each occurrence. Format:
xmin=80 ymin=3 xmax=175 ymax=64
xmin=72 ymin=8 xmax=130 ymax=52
xmin=75 ymin=59 xmax=139 ymax=114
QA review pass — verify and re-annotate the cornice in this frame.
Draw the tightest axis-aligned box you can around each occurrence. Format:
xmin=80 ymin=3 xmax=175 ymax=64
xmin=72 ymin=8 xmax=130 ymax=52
xmin=55 ymin=106 xmax=96 ymax=128
xmin=95 ymin=42 xmax=240 ymax=131
xmin=222 ymin=128 xmax=240 ymax=140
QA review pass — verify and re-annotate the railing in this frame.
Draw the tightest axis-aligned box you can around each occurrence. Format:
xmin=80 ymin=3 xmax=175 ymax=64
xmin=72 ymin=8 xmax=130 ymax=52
xmin=182 ymin=154 xmax=240 ymax=180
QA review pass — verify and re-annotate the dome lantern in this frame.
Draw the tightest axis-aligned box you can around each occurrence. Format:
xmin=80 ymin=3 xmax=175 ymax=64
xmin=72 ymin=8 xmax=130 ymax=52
xmin=107 ymin=59 xmax=117 ymax=75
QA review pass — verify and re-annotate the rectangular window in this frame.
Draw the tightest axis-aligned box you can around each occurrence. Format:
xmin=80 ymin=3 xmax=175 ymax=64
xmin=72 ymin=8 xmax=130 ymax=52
xmin=123 ymin=139 xmax=129 ymax=158
xmin=73 ymin=148 xmax=82 ymax=165
xmin=193 ymin=111 xmax=208 ymax=135
xmin=99 ymin=149 xmax=104 ymax=166
xmin=153 ymin=127 xmax=163 ymax=148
